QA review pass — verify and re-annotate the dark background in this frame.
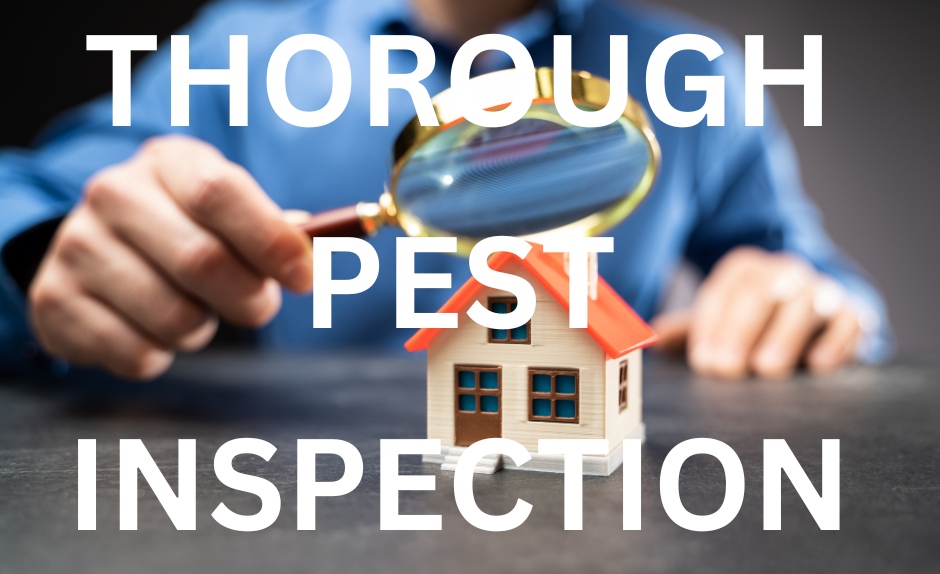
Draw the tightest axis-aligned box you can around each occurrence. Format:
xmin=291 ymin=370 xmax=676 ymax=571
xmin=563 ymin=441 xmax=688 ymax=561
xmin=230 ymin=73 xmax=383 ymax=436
xmin=1 ymin=0 xmax=937 ymax=354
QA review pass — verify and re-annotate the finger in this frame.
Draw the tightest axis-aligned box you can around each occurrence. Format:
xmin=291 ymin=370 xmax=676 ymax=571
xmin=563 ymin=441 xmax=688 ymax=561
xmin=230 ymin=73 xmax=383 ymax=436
xmin=29 ymin=264 xmax=174 ymax=380
xmin=807 ymin=306 xmax=862 ymax=374
xmin=146 ymin=137 xmax=313 ymax=293
xmin=686 ymin=256 xmax=750 ymax=373
xmin=55 ymin=207 xmax=219 ymax=350
xmin=282 ymin=209 xmax=314 ymax=227
xmin=85 ymin=167 xmax=282 ymax=327
xmin=695 ymin=270 xmax=779 ymax=379
xmin=750 ymin=287 xmax=824 ymax=378
xmin=687 ymin=249 xmax=753 ymax=349
xmin=650 ymin=308 xmax=691 ymax=354
xmin=689 ymin=249 xmax=814 ymax=379
xmin=688 ymin=248 xmax=783 ymax=378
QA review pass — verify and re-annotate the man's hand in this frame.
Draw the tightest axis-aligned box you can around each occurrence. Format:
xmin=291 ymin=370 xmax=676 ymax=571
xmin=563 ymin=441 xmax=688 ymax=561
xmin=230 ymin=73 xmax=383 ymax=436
xmin=28 ymin=135 xmax=313 ymax=380
xmin=652 ymin=247 xmax=863 ymax=379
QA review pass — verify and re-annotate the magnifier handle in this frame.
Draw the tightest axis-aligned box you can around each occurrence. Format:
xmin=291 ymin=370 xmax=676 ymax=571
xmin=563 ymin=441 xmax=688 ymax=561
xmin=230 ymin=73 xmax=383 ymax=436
xmin=298 ymin=204 xmax=368 ymax=238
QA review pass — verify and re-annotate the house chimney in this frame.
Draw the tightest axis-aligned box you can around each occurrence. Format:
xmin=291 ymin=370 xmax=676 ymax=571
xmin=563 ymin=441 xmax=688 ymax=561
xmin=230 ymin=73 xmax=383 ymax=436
xmin=563 ymin=252 xmax=599 ymax=301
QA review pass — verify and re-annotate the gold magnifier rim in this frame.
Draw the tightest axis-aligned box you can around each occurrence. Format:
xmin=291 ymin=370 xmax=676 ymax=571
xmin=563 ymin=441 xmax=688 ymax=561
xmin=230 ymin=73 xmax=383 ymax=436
xmin=386 ymin=67 xmax=662 ymax=255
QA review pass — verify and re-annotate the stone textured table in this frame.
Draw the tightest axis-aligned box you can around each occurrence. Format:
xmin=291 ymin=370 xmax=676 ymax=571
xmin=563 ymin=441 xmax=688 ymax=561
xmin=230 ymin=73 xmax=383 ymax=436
xmin=1 ymin=353 xmax=938 ymax=573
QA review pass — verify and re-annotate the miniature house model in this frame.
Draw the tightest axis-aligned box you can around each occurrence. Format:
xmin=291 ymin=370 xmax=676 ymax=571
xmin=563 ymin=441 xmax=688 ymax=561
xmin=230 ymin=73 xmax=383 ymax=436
xmin=405 ymin=243 xmax=658 ymax=475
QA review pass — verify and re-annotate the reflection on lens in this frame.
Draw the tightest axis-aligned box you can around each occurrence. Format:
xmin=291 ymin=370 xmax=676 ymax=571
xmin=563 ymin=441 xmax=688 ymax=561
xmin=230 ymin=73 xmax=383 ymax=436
xmin=394 ymin=103 xmax=651 ymax=238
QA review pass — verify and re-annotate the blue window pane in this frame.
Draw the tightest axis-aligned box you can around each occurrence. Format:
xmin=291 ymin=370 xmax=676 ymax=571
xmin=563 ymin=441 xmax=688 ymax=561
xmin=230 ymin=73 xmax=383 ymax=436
xmin=533 ymin=374 xmax=552 ymax=393
xmin=491 ymin=329 xmax=508 ymax=340
xmin=532 ymin=398 xmax=552 ymax=417
xmin=480 ymin=395 xmax=498 ymax=413
xmin=458 ymin=370 xmax=475 ymax=389
xmin=556 ymin=400 xmax=576 ymax=419
xmin=492 ymin=302 xmax=508 ymax=314
xmin=480 ymin=371 xmax=498 ymax=389
xmin=458 ymin=394 xmax=476 ymax=412
xmin=510 ymin=302 xmax=517 ymax=311
xmin=556 ymin=375 xmax=576 ymax=394
xmin=511 ymin=323 xmax=527 ymax=340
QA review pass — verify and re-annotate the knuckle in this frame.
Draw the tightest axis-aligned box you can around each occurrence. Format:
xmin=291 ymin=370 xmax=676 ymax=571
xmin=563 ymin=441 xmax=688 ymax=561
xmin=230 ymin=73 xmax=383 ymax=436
xmin=187 ymin=167 xmax=232 ymax=218
xmin=711 ymin=246 xmax=760 ymax=279
xmin=748 ymin=271 xmax=779 ymax=304
xmin=257 ymin=221 xmax=297 ymax=265
xmin=159 ymin=300 xmax=209 ymax=342
xmin=54 ymin=224 xmax=94 ymax=264
xmin=782 ymin=254 xmax=814 ymax=277
xmin=726 ymin=245 xmax=765 ymax=267
xmin=176 ymin=235 xmax=230 ymax=283
xmin=28 ymin=278 xmax=64 ymax=316
xmin=84 ymin=169 xmax=125 ymax=209
xmin=138 ymin=136 xmax=165 ymax=157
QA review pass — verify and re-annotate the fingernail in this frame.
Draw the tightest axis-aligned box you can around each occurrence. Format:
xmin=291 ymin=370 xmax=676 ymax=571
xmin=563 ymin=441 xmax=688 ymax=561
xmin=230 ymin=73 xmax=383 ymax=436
xmin=755 ymin=345 xmax=784 ymax=371
xmin=138 ymin=350 xmax=175 ymax=380
xmin=809 ymin=348 xmax=836 ymax=371
xmin=715 ymin=344 xmax=745 ymax=376
xmin=177 ymin=315 xmax=219 ymax=351
xmin=754 ymin=346 xmax=793 ymax=378
xmin=718 ymin=345 xmax=742 ymax=367
xmin=690 ymin=343 xmax=711 ymax=370
xmin=282 ymin=209 xmax=314 ymax=227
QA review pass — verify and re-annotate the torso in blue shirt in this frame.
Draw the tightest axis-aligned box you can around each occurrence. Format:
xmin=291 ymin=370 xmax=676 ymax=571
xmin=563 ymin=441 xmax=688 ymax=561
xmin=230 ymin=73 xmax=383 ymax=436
xmin=0 ymin=0 xmax=892 ymax=368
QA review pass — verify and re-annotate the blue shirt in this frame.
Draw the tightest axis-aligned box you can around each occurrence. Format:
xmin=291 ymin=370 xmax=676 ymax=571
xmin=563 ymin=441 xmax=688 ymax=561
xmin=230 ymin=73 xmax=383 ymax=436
xmin=0 ymin=0 xmax=893 ymax=375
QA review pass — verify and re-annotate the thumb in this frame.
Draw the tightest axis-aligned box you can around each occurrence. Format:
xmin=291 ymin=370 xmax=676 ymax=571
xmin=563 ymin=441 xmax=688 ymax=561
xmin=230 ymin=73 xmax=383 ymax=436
xmin=282 ymin=209 xmax=315 ymax=228
xmin=650 ymin=308 xmax=692 ymax=354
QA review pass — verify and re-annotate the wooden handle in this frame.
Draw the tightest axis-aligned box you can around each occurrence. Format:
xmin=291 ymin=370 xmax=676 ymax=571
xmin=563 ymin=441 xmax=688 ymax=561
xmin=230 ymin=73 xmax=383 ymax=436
xmin=299 ymin=204 xmax=367 ymax=238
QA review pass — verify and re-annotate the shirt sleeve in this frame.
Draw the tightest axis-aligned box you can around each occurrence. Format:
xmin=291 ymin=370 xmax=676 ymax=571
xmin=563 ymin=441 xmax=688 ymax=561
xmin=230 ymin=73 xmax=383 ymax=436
xmin=682 ymin=41 xmax=894 ymax=363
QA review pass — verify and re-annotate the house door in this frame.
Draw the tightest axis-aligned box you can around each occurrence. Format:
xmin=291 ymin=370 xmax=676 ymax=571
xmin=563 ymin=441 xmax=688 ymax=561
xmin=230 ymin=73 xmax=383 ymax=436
xmin=454 ymin=366 xmax=501 ymax=446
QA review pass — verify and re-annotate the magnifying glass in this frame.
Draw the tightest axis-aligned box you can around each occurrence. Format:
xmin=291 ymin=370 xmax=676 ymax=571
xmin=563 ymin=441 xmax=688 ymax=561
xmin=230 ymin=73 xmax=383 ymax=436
xmin=299 ymin=67 xmax=660 ymax=254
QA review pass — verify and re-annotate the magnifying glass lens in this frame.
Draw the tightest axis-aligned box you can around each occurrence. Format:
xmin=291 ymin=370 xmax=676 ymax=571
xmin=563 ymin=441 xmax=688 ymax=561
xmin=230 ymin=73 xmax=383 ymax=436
xmin=394 ymin=102 xmax=653 ymax=238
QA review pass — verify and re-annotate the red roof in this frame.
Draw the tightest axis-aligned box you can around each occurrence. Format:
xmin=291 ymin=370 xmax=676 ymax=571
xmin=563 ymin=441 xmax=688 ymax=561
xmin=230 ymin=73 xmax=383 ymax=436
xmin=404 ymin=243 xmax=658 ymax=359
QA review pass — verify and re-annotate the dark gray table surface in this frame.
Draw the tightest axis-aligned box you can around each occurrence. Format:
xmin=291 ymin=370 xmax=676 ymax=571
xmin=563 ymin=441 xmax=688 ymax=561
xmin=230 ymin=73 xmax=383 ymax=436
xmin=1 ymin=352 xmax=939 ymax=574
